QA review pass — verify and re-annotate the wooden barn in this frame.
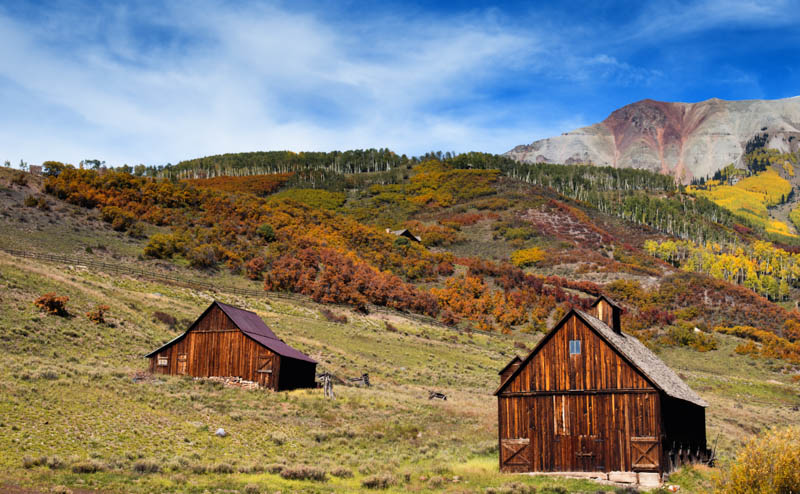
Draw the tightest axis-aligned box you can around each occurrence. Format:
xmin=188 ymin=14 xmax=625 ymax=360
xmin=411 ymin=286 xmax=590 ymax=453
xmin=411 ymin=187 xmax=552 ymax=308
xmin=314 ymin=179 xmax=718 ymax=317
xmin=495 ymin=296 xmax=710 ymax=475
xmin=145 ymin=301 xmax=317 ymax=391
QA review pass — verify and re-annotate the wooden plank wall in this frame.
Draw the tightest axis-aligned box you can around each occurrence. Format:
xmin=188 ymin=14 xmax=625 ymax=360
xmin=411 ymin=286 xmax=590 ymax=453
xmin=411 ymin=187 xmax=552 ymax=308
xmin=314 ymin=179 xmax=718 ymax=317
xmin=499 ymin=313 xmax=663 ymax=473
xmin=148 ymin=305 xmax=279 ymax=390
xmin=500 ymin=362 xmax=521 ymax=385
xmin=503 ymin=315 xmax=652 ymax=394
xmin=500 ymin=391 xmax=660 ymax=472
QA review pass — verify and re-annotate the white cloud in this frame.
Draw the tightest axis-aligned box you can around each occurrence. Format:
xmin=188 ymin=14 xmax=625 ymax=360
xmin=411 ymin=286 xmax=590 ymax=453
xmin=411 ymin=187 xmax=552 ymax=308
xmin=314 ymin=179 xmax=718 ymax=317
xmin=0 ymin=2 xmax=557 ymax=166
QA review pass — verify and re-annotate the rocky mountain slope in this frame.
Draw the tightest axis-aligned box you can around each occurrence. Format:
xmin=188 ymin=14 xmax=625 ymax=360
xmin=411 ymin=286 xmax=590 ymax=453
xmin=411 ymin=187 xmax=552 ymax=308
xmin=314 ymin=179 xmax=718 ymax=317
xmin=506 ymin=97 xmax=800 ymax=183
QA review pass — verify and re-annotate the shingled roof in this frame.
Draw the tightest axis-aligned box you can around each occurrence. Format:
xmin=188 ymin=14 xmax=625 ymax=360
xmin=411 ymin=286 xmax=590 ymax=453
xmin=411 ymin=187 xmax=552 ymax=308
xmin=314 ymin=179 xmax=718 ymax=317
xmin=574 ymin=309 xmax=707 ymax=407
xmin=145 ymin=301 xmax=316 ymax=363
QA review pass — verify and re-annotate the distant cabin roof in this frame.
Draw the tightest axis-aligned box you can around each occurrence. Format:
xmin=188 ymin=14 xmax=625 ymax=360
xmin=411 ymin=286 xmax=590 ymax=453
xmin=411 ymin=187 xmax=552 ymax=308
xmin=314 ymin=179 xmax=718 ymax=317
xmin=145 ymin=301 xmax=316 ymax=363
xmin=495 ymin=309 xmax=707 ymax=407
xmin=387 ymin=228 xmax=422 ymax=242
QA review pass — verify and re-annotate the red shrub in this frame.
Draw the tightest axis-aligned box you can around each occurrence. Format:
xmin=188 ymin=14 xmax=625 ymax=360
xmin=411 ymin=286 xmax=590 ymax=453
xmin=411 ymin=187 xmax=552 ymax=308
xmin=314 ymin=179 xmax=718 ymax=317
xmin=245 ymin=256 xmax=266 ymax=280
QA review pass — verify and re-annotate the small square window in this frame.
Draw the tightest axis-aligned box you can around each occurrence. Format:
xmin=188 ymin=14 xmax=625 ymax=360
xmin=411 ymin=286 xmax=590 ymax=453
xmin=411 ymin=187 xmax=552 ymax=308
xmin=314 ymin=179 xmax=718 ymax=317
xmin=157 ymin=356 xmax=168 ymax=367
xmin=569 ymin=340 xmax=581 ymax=355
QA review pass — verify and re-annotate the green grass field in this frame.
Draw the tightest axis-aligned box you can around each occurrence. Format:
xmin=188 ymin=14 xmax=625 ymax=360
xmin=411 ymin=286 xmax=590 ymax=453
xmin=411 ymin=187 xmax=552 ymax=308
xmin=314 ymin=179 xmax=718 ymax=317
xmin=2 ymin=243 xmax=799 ymax=493
xmin=2 ymin=167 xmax=799 ymax=493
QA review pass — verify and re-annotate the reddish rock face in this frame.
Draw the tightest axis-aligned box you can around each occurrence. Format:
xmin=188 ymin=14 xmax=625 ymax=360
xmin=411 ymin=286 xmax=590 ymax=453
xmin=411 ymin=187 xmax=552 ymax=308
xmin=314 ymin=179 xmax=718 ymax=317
xmin=506 ymin=97 xmax=800 ymax=183
xmin=602 ymin=99 xmax=714 ymax=178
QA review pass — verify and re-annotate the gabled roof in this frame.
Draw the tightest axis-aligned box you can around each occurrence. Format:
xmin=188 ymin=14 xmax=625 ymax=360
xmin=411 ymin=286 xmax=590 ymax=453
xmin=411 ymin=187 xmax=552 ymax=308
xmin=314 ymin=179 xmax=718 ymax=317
xmin=494 ymin=308 xmax=707 ymax=407
xmin=498 ymin=355 xmax=522 ymax=375
xmin=387 ymin=228 xmax=422 ymax=242
xmin=145 ymin=301 xmax=316 ymax=363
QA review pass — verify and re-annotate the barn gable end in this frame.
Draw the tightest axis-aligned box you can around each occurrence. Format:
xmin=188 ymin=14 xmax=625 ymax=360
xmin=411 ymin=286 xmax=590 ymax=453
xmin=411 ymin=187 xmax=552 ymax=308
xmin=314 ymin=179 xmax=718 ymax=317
xmin=496 ymin=311 xmax=653 ymax=395
xmin=495 ymin=298 xmax=709 ymax=475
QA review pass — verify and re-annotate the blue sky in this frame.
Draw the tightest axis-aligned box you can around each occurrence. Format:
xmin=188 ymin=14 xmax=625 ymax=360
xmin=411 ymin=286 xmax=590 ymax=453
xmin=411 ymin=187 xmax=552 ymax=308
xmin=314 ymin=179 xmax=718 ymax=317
xmin=1 ymin=0 xmax=799 ymax=166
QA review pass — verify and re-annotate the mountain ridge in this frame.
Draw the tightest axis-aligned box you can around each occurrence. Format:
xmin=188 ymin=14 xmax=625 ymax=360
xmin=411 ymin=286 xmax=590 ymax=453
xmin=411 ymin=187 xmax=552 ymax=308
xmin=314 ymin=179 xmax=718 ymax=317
xmin=506 ymin=96 xmax=800 ymax=183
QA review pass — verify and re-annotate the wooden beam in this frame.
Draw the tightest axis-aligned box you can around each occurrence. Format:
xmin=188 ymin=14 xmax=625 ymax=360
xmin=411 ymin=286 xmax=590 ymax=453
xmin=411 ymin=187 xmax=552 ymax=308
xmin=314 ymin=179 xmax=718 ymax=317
xmin=501 ymin=389 xmax=658 ymax=397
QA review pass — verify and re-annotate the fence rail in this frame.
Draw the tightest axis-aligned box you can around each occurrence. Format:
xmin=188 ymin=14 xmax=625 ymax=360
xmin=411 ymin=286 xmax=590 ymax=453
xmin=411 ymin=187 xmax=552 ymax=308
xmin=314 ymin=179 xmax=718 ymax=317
xmin=0 ymin=246 xmax=457 ymax=331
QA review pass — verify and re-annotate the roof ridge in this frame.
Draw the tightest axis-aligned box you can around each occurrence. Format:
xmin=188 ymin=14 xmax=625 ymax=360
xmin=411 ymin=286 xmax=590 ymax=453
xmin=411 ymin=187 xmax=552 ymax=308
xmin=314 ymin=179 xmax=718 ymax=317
xmin=215 ymin=300 xmax=256 ymax=313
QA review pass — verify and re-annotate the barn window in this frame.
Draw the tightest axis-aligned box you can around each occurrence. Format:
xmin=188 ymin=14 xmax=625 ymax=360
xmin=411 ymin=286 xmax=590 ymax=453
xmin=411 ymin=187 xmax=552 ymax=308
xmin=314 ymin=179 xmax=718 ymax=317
xmin=569 ymin=340 xmax=581 ymax=355
xmin=157 ymin=355 xmax=168 ymax=366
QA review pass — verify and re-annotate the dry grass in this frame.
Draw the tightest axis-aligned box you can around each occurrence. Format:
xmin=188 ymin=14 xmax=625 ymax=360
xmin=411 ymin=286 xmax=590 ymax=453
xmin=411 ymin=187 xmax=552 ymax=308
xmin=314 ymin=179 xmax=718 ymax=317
xmin=279 ymin=465 xmax=328 ymax=481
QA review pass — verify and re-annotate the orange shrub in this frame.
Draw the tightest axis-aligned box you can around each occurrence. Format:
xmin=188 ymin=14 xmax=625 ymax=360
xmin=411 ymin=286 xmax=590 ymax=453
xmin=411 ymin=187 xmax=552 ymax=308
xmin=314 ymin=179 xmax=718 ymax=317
xmin=86 ymin=305 xmax=110 ymax=324
xmin=402 ymin=220 xmax=460 ymax=247
xmin=245 ymin=257 xmax=266 ymax=280
xmin=440 ymin=212 xmax=483 ymax=226
xmin=185 ymin=173 xmax=292 ymax=196
xmin=34 ymin=293 xmax=69 ymax=316
xmin=715 ymin=325 xmax=800 ymax=364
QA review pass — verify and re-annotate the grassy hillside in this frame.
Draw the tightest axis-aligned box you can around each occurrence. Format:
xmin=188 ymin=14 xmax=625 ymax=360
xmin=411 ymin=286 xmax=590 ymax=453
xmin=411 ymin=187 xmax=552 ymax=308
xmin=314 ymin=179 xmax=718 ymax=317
xmin=0 ymin=222 xmax=611 ymax=493
xmin=1 ymin=214 xmax=799 ymax=494
xmin=2 ymin=162 xmax=800 ymax=493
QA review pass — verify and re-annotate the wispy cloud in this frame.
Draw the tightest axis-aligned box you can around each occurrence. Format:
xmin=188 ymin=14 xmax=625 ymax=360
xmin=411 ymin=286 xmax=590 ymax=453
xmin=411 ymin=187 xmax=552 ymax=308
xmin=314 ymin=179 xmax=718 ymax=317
xmin=630 ymin=0 xmax=798 ymax=41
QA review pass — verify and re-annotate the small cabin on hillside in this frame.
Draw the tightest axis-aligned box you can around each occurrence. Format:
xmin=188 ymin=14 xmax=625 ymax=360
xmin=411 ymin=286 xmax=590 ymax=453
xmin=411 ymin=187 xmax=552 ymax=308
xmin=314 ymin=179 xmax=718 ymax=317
xmin=386 ymin=228 xmax=422 ymax=243
xmin=146 ymin=301 xmax=317 ymax=391
xmin=495 ymin=296 xmax=709 ymax=476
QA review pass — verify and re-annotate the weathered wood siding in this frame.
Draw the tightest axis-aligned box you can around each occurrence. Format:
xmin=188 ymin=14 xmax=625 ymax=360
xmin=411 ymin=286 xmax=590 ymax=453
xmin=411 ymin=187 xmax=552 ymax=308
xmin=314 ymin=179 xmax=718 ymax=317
xmin=500 ymin=392 xmax=661 ymax=472
xmin=500 ymin=362 xmax=521 ymax=385
xmin=498 ymin=313 xmax=662 ymax=473
xmin=148 ymin=305 xmax=281 ymax=389
xmin=502 ymin=315 xmax=652 ymax=394
xmin=594 ymin=298 xmax=620 ymax=332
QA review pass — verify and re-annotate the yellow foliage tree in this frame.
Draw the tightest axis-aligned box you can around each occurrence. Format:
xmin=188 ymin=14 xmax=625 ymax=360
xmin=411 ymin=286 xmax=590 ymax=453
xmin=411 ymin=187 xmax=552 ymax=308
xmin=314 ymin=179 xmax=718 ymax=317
xmin=715 ymin=426 xmax=800 ymax=494
xmin=510 ymin=247 xmax=546 ymax=267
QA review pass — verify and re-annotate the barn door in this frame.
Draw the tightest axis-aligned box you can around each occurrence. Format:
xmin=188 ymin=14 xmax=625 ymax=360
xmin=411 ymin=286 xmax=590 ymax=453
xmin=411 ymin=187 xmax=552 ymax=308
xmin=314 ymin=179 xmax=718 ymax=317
xmin=631 ymin=437 xmax=659 ymax=471
xmin=531 ymin=395 xmax=606 ymax=472
xmin=500 ymin=438 xmax=531 ymax=471
xmin=177 ymin=353 xmax=188 ymax=375
xmin=257 ymin=354 xmax=274 ymax=388
xmin=576 ymin=435 xmax=604 ymax=471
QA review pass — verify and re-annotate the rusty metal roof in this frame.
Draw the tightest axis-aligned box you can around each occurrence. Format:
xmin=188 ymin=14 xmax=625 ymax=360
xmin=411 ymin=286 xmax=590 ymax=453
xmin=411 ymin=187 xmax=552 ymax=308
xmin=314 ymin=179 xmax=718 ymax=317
xmin=215 ymin=301 xmax=316 ymax=363
xmin=215 ymin=301 xmax=280 ymax=340
xmin=145 ymin=301 xmax=316 ymax=363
